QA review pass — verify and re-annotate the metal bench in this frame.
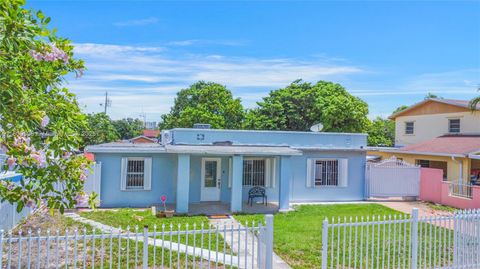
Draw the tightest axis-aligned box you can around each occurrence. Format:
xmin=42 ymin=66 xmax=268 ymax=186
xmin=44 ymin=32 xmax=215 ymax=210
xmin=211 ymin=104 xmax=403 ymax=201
xmin=247 ymin=186 xmax=267 ymax=206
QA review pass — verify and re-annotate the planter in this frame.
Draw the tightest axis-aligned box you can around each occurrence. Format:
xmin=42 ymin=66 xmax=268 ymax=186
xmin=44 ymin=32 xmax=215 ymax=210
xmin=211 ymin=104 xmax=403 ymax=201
xmin=156 ymin=210 xmax=175 ymax=218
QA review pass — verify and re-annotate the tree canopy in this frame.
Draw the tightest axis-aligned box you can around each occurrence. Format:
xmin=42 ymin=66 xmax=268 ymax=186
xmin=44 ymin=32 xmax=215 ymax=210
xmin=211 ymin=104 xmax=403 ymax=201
xmin=366 ymin=117 xmax=395 ymax=147
xmin=80 ymin=113 xmax=119 ymax=146
xmin=112 ymin=118 xmax=144 ymax=139
xmin=159 ymin=81 xmax=244 ymax=129
xmin=244 ymin=80 xmax=369 ymax=132
xmin=0 ymin=0 xmax=92 ymax=212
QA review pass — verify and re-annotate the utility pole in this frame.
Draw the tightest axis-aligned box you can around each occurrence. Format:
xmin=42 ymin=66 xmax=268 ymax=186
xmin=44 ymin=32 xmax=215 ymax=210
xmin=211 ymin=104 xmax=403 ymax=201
xmin=100 ymin=91 xmax=111 ymax=114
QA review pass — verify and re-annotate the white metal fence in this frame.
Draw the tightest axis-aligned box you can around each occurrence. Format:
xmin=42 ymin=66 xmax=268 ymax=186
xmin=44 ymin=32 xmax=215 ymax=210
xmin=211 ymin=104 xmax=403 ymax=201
xmin=449 ymin=180 xmax=473 ymax=199
xmin=0 ymin=215 xmax=274 ymax=269
xmin=366 ymin=157 xmax=421 ymax=198
xmin=321 ymin=208 xmax=480 ymax=269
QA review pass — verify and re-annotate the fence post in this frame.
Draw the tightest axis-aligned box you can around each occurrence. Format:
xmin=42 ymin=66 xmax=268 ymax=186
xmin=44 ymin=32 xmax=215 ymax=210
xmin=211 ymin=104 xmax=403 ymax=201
xmin=265 ymin=214 xmax=274 ymax=269
xmin=411 ymin=208 xmax=419 ymax=269
xmin=321 ymin=218 xmax=328 ymax=269
xmin=143 ymin=226 xmax=148 ymax=269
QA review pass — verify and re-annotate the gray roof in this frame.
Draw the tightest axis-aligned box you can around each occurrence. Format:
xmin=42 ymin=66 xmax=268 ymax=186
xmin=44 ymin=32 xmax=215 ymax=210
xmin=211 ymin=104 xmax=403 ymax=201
xmin=86 ymin=142 xmax=302 ymax=155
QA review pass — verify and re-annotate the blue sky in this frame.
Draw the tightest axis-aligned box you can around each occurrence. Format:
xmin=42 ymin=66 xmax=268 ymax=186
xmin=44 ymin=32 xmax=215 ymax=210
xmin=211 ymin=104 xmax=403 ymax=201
xmin=29 ymin=0 xmax=480 ymax=122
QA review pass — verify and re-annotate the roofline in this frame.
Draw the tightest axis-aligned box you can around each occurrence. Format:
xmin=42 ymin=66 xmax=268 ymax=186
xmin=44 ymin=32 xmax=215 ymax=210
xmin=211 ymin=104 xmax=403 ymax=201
xmin=85 ymin=146 xmax=167 ymax=154
xmin=389 ymin=98 xmax=476 ymax=120
xmin=130 ymin=135 xmax=157 ymax=142
xmin=168 ymin=128 xmax=367 ymax=137
xmin=371 ymin=147 xmax=466 ymax=158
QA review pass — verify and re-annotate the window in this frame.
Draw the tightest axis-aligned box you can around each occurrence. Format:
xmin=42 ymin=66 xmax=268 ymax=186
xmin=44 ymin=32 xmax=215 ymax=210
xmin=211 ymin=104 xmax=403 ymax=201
xmin=243 ymin=159 xmax=266 ymax=186
xmin=126 ymin=158 xmax=145 ymax=189
xmin=416 ymin=159 xmax=430 ymax=167
xmin=314 ymin=160 xmax=338 ymax=186
xmin=121 ymin=157 xmax=152 ymax=191
xmin=233 ymin=158 xmax=275 ymax=188
xmin=405 ymin=122 xmax=414 ymax=134
xmin=307 ymin=158 xmax=348 ymax=188
xmin=449 ymin=119 xmax=460 ymax=133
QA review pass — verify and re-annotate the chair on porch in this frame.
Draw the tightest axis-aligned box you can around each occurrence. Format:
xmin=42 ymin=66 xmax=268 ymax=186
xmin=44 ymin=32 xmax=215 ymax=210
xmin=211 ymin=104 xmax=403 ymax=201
xmin=247 ymin=186 xmax=267 ymax=206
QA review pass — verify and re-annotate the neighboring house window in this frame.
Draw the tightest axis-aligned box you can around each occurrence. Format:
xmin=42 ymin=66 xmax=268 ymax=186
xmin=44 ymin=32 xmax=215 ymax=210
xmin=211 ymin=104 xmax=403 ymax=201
xmin=306 ymin=158 xmax=348 ymax=188
xmin=314 ymin=160 xmax=338 ymax=186
xmin=448 ymin=119 xmax=460 ymax=133
xmin=405 ymin=122 xmax=414 ymax=134
xmin=229 ymin=157 xmax=276 ymax=188
xmin=121 ymin=157 xmax=152 ymax=191
xmin=416 ymin=159 xmax=430 ymax=168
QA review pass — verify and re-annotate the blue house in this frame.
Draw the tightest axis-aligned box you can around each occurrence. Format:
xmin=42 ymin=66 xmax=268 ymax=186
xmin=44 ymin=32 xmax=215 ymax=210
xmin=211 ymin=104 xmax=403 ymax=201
xmin=86 ymin=127 xmax=367 ymax=213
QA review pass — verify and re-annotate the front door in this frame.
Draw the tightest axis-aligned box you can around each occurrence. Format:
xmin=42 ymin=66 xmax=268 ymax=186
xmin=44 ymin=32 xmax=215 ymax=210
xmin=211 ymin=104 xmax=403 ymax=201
xmin=201 ymin=158 xmax=221 ymax=201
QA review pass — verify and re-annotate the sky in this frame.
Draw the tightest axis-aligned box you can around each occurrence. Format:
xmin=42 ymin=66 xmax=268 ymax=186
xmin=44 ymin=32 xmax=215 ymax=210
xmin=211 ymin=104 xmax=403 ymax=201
xmin=28 ymin=0 xmax=480 ymax=122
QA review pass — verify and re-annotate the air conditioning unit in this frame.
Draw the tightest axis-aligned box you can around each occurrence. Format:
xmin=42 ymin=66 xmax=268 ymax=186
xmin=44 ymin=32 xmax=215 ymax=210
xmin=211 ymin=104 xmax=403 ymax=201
xmin=161 ymin=131 xmax=172 ymax=145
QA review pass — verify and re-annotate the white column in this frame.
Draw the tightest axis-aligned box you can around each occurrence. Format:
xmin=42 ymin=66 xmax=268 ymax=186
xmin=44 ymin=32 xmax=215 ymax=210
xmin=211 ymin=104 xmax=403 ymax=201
xmin=279 ymin=156 xmax=292 ymax=211
xmin=176 ymin=154 xmax=190 ymax=213
xmin=230 ymin=155 xmax=243 ymax=212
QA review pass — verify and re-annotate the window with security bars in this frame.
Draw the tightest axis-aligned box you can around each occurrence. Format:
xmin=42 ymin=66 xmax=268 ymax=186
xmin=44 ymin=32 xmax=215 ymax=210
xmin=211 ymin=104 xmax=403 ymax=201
xmin=126 ymin=159 xmax=145 ymax=189
xmin=314 ymin=160 xmax=338 ymax=186
xmin=449 ymin=119 xmax=460 ymax=133
xmin=243 ymin=159 xmax=266 ymax=186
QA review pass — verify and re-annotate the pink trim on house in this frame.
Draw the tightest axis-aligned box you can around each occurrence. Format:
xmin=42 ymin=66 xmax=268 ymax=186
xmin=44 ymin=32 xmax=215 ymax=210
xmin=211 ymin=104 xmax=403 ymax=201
xmin=420 ymin=167 xmax=480 ymax=209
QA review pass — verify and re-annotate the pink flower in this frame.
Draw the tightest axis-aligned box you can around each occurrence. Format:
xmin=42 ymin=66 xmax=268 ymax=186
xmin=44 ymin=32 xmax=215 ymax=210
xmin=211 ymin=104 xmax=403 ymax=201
xmin=7 ymin=183 xmax=14 ymax=191
xmin=41 ymin=116 xmax=50 ymax=127
xmin=26 ymin=200 xmax=36 ymax=209
xmin=30 ymin=150 xmax=46 ymax=168
xmin=79 ymin=173 xmax=87 ymax=181
xmin=7 ymin=156 xmax=16 ymax=170
xmin=161 ymin=195 xmax=167 ymax=202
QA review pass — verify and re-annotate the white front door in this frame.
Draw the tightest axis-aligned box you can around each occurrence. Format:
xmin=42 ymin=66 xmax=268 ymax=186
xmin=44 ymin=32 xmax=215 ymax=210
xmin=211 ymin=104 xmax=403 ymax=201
xmin=201 ymin=158 xmax=221 ymax=201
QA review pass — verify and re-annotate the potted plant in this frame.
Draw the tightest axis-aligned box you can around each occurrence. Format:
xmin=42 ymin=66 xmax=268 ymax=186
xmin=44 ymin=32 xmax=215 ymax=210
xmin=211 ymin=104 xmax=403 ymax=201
xmin=157 ymin=195 xmax=174 ymax=218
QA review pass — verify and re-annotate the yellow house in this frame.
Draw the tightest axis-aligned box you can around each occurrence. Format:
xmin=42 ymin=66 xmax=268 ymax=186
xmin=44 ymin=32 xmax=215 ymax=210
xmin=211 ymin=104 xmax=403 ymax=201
xmin=368 ymin=98 xmax=480 ymax=183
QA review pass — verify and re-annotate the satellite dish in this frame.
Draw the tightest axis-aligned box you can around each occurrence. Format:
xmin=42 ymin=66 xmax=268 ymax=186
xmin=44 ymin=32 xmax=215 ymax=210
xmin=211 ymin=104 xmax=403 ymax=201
xmin=310 ymin=123 xmax=324 ymax=132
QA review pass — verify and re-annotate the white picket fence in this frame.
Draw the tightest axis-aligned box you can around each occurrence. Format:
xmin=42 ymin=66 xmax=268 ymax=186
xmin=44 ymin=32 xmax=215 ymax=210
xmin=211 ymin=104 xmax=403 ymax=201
xmin=0 ymin=216 xmax=274 ymax=269
xmin=321 ymin=208 xmax=480 ymax=269
xmin=366 ymin=157 xmax=421 ymax=198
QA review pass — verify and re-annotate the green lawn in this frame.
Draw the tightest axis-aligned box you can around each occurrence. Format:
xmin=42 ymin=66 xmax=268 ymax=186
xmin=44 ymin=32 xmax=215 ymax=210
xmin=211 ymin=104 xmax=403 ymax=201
xmin=234 ymin=204 xmax=454 ymax=269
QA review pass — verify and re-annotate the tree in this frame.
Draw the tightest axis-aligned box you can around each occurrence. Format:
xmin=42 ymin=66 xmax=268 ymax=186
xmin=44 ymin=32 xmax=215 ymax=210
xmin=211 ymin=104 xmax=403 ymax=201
xmin=469 ymin=87 xmax=480 ymax=110
xmin=160 ymin=81 xmax=244 ymax=129
xmin=244 ymin=80 xmax=369 ymax=132
xmin=112 ymin=118 xmax=144 ymax=139
xmin=0 ymin=0 xmax=93 ymax=212
xmin=424 ymin=92 xmax=441 ymax=99
xmin=80 ymin=113 xmax=119 ymax=146
xmin=366 ymin=117 xmax=395 ymax=147
xmin=392 ymin=105 xmax=409 ymax=114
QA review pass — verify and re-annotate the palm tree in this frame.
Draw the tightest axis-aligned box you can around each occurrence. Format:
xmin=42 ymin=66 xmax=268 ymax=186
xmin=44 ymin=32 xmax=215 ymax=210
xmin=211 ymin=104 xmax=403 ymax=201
xmin=470 ymin=86 xmax=480 ymax=110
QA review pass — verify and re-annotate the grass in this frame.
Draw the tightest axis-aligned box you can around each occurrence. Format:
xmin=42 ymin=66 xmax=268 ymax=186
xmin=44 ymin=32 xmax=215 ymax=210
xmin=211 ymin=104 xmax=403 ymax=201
xmin=5 ymin=209 xmax=232 ymax=269
xmin=234 ymin=204 xmax=455 ymax=269
xmin=423 ymin=201 xmax=457 ymax=212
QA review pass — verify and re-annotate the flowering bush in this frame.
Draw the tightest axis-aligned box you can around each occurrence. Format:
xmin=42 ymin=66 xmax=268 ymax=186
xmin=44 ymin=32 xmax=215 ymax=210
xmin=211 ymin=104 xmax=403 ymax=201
xmin=0 ymin=0 xmax=93 ymax=213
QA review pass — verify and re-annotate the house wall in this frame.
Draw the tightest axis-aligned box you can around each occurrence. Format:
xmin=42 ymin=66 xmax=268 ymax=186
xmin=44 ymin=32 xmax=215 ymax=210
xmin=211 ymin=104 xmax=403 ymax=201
xmin=167 ymin=128 xmax=367 ymax=149
xmin=95 ymin=153 xmax=177 ymax=207
xmin=289 ymin=150 xmax=366 ymax=202
xmin=394 ymin=111 xmax=480 ymax=146
xmin=368 ymin=151 xmax=470 ymax=182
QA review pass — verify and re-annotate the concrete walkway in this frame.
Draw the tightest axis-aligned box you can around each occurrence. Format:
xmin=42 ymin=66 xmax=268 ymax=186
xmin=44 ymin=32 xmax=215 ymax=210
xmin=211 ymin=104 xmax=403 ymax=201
xmin=210 ymin=217 xmax=292 ymax=269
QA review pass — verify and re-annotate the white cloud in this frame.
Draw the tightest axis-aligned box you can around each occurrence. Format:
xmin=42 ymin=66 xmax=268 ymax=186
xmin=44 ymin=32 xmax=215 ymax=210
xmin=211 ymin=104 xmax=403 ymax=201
xmin=113 ymin=17 xmax=158 ymax=27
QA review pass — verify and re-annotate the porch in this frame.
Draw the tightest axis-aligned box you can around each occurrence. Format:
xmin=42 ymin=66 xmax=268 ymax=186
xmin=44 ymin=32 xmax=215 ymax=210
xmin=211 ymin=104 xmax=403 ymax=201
xmin=161 ymin=202 xmax=279 ymax=215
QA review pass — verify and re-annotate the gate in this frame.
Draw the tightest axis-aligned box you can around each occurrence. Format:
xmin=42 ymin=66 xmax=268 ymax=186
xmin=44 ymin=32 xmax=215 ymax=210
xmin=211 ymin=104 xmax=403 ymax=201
xmin=366 ymin=157 xmax=421 ymax=198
